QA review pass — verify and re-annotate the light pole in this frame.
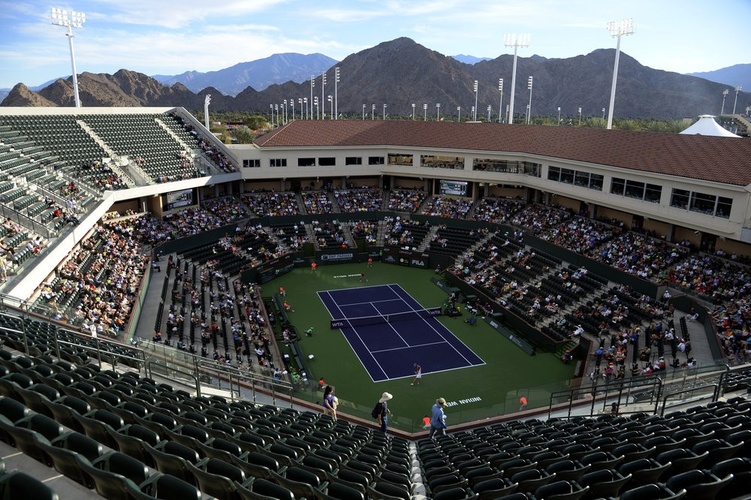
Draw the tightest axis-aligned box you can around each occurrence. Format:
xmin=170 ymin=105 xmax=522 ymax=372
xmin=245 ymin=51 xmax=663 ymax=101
xmin=321 ymin=71 xmax=326 ymax=119
xmin=303 ymin=97 xmax=308 ymax=120
xmin=457 ymin=106 xmax=461 ymax=122
xmin=283 ymin=99 xmax=287 ymax=124
xmin=487 ymin=105 xmax=492 ymax=122
xmin=362 ymin=104 xmax=366 ymax=120
xmin=412 ymin=103 xmax=416 ymax=120
xmin=732 ymin=86 xmax=742 ymax=115
xmin=423 ymin=103 xmax=428 ymax=121
xmin=473 ymin=80 xmax=478 ymax=121
xmin=436 ymin=103 xmax=441 ymax=121
xmin=606 ymin=18 xmax=635 ymax=130
xmin=498 ymin=78 xmax=504 ymax=123
xmin=290 ymin=98 xmax=295 ymax=120
xmin=526 ymin=76 xmax=533 ymax=124
xmin=504 ymin=33 xmax=530 ymax=124
xmin=328 ymin=95 xmax=333 ymax=119
xmin=578 ymin=107 xmax=582 ymax=126
xmin=314 ymin=97 xmax=319 ymax=119
xmin=204 ymin=94 xmax=211 ymax=131
xmin=51 ymin=8 xmax=86 ymax=108
xmin=372 ymin=104 xmax=375 ymax=120
xmin=557 ymin=106 xmax=561 ymax=125
xmin=602 ymin=107 xmax=606 ymax=119
xmin=383 ymin=104 xmax=387 ymax=120
xmin=721 ymin=89 xmax=729 ymax=115
xmin=310 ymin=75 xmax=315 ymax=120
xmin=269 ymin=104 xmax=273 ymax=126
xmin=334 ymin=67 xmax=340 ymax=120
xmin=746 ymin=106 xmax=751 ymax=117
xmin=274 ymin=104 xmax=279 ymax=125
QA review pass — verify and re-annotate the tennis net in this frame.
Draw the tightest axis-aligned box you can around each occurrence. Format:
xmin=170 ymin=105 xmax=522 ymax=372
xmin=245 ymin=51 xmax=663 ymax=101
xmin=330 ymin=307 xmax=442 ymax=329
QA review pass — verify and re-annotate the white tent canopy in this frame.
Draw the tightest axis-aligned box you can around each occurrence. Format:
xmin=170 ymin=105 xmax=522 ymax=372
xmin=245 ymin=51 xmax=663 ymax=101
xmin=680 ymin=115 xmax=740 ymax=137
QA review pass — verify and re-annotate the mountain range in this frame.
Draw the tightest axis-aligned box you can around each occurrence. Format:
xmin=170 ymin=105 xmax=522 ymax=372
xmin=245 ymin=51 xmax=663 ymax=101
xmin=2 ymin=37 xmax=749 ymax=121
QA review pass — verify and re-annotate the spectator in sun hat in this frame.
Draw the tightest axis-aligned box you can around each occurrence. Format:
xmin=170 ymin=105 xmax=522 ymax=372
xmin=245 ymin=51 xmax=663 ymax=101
xmin=376 ymin=392 xmax=393 ymax=434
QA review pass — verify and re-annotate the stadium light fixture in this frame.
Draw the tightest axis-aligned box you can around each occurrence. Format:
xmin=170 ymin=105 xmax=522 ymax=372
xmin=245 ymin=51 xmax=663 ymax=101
xmin=328 ymin=95 xmax=333 ymax=119
xmin=473 ymin=80 xmax=478 ymax=121
xmin=362 ymin=103 xmax=366 ymax=120
xmin=557 ymin=106 xmax=561 ymax=125
xmin=383 ymin=103 xmax=387 ymax=120
xmin=321 ymin=71 xmax=327 ymax=119
xmin=498 ymin=78 xmax=504 ymax=123
xmin=526 ymin=76 xmax=534 ymax=124
xmin=303 ymin=97 xmax=307 ymax=120
xmin=732 ymin=86 xmax=742 ymax=115
xmin=487 ymin=105 xmax=492 ymax=122
xmin=51 ymin=8 xmax=86 ymax=108
xmin=310 ymin=75 xmax=315 ymax=120
xmin=372 ymin=103 xmax=375 ymax=120
xmin=457 ymin=106 xmax=461 ymax=122
xmin=504 ymin=33 xmax=530 ymax=124
xmin=412 ymin=103 xmax=416 ymax=120
xmin=436 ymin=103 xmax=440 ymax=121
xmin=314 ymin=96 xmax=319 ymax=120
xmin=423 ymin=103 xmax=428 ymax=121
xmin=204 ymin=95 xmax=211 ymax=130
xmin=606 ymin=18 xmax=634 ymax=130
xmin=578 ymin=107 xmax=582 ymax=126
xmin=290 ymin=98 xmax=295 ymax=120
xmin=334 ymin=67 xmax=340 ymax=120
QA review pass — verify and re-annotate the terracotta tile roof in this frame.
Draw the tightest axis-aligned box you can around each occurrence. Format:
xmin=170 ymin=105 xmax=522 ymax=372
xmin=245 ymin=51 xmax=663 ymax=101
xmin=255 ymin=121 xmax=751 ymax=186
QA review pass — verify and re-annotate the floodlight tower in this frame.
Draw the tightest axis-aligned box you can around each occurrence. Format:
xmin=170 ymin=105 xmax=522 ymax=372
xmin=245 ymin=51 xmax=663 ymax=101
xmin=321 ymin=71 xmax=327 ymax=119
xmin=204 ymin=95 xmax=211 ymax=130
xmin=334 ymin=67 xmax=340 ymax=119
xmin=51 ymin=8 xmax=86 ymax=108
xmin=732 ymin=86 xmax=742 ymax=115
xmin=526 ymin=76 xmax=533 ymax=124
xmin=721 ymin=89 xmax=729 ymax=115
xmin=504 ymin=33 xmax=530 ymax=124
xmin=498 ymin=78 xmax=504 ymax=123
xmin=473 ymin=80 xmax=478 ymax=121
xmin=606 ymin=18 xmax=635 ymax=130
xmin=310 ymin=76 xmax=315 ymax=120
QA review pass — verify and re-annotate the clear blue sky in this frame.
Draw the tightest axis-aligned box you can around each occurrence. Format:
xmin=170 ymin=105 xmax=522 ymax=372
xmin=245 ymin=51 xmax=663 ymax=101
xmin=0 ymin=0 xmax=748 ymax=89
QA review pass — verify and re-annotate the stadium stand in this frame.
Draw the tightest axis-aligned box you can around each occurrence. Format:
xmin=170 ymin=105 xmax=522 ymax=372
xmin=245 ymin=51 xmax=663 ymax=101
xmin=1 ymin=108 xmax=751 ymax=498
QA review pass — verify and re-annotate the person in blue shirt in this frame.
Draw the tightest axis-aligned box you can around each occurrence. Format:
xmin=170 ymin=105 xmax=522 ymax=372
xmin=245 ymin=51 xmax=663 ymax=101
xmin=429 ymin=397 xmax=447 ymax=438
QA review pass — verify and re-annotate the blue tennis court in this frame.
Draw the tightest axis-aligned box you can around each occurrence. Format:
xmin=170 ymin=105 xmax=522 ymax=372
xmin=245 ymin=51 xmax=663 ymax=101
xmin=318 ymin=284 xmax=484 ymax=382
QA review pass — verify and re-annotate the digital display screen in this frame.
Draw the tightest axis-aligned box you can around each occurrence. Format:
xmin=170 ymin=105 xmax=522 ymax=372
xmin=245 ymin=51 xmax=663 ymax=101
xmin=439 ymin=180 xmax=470 ymax=196
xmin=164 ymin=189 xmax=194 ymax=210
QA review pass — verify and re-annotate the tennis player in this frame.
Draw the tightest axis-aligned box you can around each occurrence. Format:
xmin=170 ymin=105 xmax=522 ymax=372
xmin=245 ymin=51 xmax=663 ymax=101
xmin=411 ymin=363 xmax=422 ymax=386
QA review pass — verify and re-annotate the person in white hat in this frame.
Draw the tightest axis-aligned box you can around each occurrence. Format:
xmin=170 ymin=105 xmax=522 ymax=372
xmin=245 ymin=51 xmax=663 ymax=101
xmin=376 ymin=392 xmax=393 ymax=434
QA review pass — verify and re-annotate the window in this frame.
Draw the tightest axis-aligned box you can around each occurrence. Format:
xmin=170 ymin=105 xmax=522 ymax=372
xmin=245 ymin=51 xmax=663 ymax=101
xmin=624 ymin=180 xmax=645 ymax=199
xmin=548 ymin=166 xmax=561 ymax=181
xmin=645 ymin=184 xmax=662 ymax=203
xmin=690 ymin=192 xmax=716 ymax=214
xmin=368 ymin=156 xmax=385 ymax=165
xmin=242 ymin=159 xmax=260 ymax=168
xmin=671 ymin=188 xmax=732 ymax=218
xmin=549 ymin=167 xmax=601 ymax=190
xmin=269 ymin=158 xmax=287 ymax=167
xmin=671 ymin=189 xmax=689 ymax=209
xmin=717 ymin=197 xmax=732 ymax=218
xmin=560 ymin=168 xmax=575 ymax=184
xmin=297 ymin=158 xmax=316 ymax=167
xmin=318 ymin=157 xmax=336 ymax=166
xmin=345 ymin=157 xmax=362 ymax=165
xmin=610 ymin=178 xmax=625 ymax=196
xmin=590 ymin=174 xmax=604 ymax=190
